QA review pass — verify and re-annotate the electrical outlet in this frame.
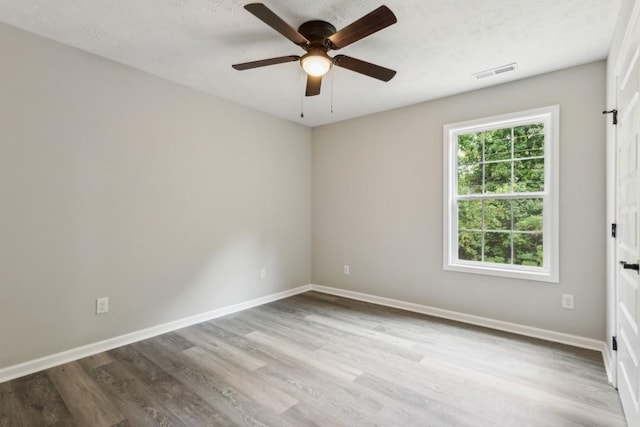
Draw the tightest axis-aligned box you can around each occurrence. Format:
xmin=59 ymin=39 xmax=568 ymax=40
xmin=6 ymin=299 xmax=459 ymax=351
xmin=96 ymin=297 xmax=109 ymax=314
xmin=562 ymin=294 xmax=574 ymax=309
xmin=260 ymin=268 xmax=266 ymax=280
xmin=343 ymin=264 xmax=350 ymax=275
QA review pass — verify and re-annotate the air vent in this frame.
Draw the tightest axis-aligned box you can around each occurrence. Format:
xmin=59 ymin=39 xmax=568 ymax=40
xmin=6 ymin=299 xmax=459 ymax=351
xmin=473 ymin=63 xmax=518 ymax=79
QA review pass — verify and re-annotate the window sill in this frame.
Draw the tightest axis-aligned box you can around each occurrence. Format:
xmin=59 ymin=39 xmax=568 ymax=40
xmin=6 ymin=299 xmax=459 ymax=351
xmin=444 ymin=261 xmax=559 ymax=283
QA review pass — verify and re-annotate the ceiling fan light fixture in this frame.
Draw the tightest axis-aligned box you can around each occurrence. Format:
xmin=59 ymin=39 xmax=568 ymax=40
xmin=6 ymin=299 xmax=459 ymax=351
xmin=232 ymin=4 xmax=398 ymax=97
xmin=301 ymin=52 xmax=332 ymax=77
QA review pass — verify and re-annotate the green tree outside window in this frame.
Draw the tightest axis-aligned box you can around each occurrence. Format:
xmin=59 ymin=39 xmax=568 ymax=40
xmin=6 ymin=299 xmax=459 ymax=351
xmin=456 ymin=124 xmax=544 ymax=267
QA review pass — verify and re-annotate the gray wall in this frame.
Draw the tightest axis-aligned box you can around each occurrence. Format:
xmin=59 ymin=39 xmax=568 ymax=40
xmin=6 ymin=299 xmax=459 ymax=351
xmin=0 ymin=22 xmax=311 ymax=369
xmin=312 ymin=61 xmax=606 ymax=340
xmin=0 ymin=17 xmax=609 ymax=371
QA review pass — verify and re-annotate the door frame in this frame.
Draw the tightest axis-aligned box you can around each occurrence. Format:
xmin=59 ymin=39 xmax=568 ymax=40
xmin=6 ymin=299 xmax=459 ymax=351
xmin=606 ymin=76 xmax=618 ymax=388
xmin=608 ymin=0 xmax=640 ymax=390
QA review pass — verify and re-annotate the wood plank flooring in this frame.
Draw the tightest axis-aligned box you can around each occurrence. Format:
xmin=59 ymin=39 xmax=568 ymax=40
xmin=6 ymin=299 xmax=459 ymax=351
xmin=0 ymin=291 xmax=627 ymax=426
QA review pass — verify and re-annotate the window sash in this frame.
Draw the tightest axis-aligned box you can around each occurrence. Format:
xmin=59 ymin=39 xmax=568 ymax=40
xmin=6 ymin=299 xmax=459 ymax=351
xmin=456 ymin=199 xmax=544 ymax=266
xmin=457 ymin=123 xmax=546 ymax=196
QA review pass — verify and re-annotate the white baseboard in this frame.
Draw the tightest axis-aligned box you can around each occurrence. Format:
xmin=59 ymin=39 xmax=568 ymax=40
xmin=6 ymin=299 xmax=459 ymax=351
xmin=0 ymin=285 xmax=312 ymax=383
xmin=1 ymin=282 xmax=610 ymax=384
xmin=310 ymin=284 xmax=606 ymax=352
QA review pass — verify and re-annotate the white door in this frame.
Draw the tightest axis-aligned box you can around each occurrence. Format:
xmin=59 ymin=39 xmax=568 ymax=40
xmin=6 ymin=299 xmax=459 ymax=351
xmin=616 ymin=7 xmax=640 ymax=426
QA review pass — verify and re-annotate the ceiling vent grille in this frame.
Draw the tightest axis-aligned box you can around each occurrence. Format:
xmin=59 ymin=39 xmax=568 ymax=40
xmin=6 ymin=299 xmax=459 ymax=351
xmin=473 ymin=63 xmax=518 ymax=79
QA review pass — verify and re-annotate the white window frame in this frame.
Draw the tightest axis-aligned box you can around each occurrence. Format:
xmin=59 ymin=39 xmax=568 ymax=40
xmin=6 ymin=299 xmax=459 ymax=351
xmin=443 ymin=105 xmax=559 ymax=283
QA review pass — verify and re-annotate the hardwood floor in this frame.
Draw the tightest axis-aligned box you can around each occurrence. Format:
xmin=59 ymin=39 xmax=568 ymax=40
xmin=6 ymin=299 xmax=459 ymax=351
xmin=0 ymin=291 xmax=627 ymax=426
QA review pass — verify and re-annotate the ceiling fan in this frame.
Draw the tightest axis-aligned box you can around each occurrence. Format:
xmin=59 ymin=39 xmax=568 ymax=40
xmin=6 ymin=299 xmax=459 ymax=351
xmin=232 ymin=3 xmax=397 ymax=96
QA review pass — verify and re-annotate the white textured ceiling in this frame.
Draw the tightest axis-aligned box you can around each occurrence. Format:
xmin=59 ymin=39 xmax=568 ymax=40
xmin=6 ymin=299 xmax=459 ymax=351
xmin=0 ymin=0 xmax=620 ymax=127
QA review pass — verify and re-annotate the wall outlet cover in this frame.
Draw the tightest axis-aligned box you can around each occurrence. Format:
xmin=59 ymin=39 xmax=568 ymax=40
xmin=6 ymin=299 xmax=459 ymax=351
xmin=96 ymin=297 xmax=109 ymax=314
xmin=561 ymin=294 xmax=574 ymax=310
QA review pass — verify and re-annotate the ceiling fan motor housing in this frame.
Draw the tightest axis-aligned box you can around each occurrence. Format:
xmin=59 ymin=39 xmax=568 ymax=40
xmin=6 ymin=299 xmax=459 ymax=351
xmin=297 ymin=20 xmax=337 ymax=51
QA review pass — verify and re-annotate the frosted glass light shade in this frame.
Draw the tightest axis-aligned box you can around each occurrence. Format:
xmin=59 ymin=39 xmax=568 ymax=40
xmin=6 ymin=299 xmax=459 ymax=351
xmin=301 ymin=53 xmax=332 ymax=77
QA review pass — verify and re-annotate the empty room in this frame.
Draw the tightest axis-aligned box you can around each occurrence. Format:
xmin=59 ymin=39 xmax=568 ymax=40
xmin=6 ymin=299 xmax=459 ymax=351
xmin=0 ymin=0 xmax=638 ymax=426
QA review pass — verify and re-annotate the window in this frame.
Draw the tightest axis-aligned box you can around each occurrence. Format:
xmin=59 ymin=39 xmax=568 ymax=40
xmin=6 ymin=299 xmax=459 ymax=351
xmin=443 ymin=106 xmax=559 ymax=282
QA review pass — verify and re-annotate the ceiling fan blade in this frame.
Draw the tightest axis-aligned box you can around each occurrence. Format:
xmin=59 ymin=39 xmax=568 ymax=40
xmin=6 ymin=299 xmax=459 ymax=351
xmin=244 ymin=3 xmax=309 ymax=47
xmin=333 ymin=55 xmax=396 ymax=82
xmin=327 ymin=6 xmax=397 ymax=50
xmin=306 ymin=75 xmax=322 ymax=96
xmin=232 ymin=55 xmax=300 ymax=70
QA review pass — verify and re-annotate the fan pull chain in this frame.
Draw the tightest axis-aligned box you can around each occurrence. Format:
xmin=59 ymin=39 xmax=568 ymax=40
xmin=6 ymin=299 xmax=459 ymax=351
xmin=330 ymin=67 xmax=334 ymax=114
xmin=300 ymin=71 xmax=305 ymax=118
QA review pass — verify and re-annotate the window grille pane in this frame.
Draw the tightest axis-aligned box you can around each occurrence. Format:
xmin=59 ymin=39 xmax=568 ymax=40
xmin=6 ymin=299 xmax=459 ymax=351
xmin=514 ymin=124 xmax=544 ymax=158
xmin=514 ymin=158 xmax=544 ymax=192
xmin=484 ymin=199 xmax=511 ymax=230
xmin=484 ymin=232 xmax=512 ymax=264
xmin=458 ymin=163 xmax=482 ymax=194
xmin=513 ymin=232 xmax=543 ymax=266
xmin=458 ymin=134 xmax=482 ymax=165
xmin=458 ymin=200 xmax=482 ymax=230
xmin=458 ymin=231 xmax=482 ymax=261
xmin=484 ymin=161 xmax=512 ymax=193
xmin=483 ymin=128 xmax=511 ymax=162
xmin=513 ymin=199 xmax=543 ymax=231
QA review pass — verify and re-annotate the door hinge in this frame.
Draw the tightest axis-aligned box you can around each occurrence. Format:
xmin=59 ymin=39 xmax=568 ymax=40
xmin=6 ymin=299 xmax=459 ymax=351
xmin=603 ymin=109 xmax=618 ymax=125
xmin=611 ymin=223 xmax=617 ymax=238
xmin=613 ymin=336 xmax=618 ymax=351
